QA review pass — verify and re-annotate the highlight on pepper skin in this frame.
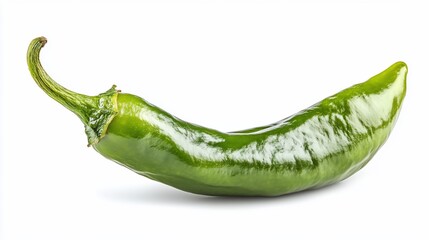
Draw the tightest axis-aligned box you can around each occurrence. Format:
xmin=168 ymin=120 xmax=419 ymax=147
xmin=27 ymin=36 xmax=407 ymax=197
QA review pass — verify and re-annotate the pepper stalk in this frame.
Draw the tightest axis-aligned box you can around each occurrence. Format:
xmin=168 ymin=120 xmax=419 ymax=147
xmin=27 ymin=37 xmax=119 ymax=146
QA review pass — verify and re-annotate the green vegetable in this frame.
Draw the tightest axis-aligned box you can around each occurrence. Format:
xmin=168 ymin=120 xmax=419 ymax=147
xmin=27 ymin=37 xmax=407 ymax=197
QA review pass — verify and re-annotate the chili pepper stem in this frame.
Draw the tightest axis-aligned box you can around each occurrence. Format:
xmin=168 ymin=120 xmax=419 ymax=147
xmin=27 ymin=37 xmax=118 ymax=146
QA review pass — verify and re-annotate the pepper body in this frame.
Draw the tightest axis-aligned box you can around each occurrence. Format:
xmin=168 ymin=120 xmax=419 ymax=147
xmin=27 ymin=37 xmax=407 ymax=197
xmin=93 ymin=63 xmax=406 ymax=196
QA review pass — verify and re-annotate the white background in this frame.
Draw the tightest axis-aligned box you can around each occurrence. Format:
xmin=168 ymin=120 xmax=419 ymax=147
xmin=1 ymin=0 xmax=428 ymax=239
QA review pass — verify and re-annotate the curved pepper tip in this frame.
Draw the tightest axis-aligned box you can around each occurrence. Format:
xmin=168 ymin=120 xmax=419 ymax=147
xmin=37 ymin=36 xmax=47 ymax=47
xmin=394 ymin=61 xmax=408 ymax=73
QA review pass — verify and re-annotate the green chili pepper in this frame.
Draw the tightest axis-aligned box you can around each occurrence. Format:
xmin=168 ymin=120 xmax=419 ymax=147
xmin=27 ymin=37 xmax=407 ymax=197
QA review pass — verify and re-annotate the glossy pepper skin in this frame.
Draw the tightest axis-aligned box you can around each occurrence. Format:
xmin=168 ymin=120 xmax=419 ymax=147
xmin=27 ymin=37 xmax=407 ymax=197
